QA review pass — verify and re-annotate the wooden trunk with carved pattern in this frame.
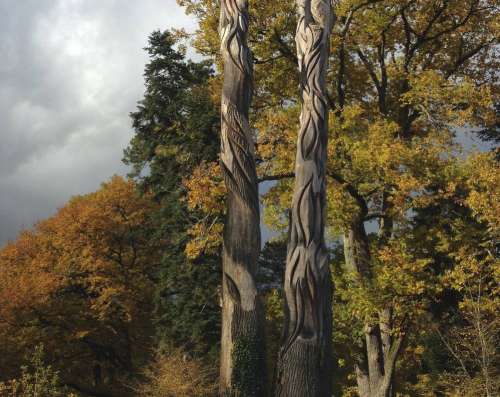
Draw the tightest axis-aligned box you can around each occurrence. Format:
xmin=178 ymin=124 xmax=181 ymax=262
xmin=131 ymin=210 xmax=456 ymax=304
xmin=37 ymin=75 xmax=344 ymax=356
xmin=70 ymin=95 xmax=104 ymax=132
xmin=275 ymin=1 xmax=333 ymax=396
xmin=219 ymin=1 xmax=265 ymax=396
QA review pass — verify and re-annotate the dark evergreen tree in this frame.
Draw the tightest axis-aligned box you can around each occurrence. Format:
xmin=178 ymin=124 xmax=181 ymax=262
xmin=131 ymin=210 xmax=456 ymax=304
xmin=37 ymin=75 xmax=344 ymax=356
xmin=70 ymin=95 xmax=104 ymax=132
xmin=123 ymin=30 xmax=221 ymax=355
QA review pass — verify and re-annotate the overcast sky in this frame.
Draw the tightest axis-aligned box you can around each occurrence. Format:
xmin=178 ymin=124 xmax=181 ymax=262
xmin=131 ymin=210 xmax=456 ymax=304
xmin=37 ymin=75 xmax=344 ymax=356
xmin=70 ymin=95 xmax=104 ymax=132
xmin=0 ymin=0 xmax=195 ymax=246
xmin=1 ymin=2 xmax=491 ymax=248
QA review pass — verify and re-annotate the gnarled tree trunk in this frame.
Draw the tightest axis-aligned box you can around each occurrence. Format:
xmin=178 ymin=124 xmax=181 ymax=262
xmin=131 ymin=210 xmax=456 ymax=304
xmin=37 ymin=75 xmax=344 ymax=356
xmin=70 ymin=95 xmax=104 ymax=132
xmin=276 ymin=1 xmax=333 ymax=396
xmin=344 ymin=221 xmax=404 ymax=397
xmin=219 ymin=1 xmax=265 ymax=396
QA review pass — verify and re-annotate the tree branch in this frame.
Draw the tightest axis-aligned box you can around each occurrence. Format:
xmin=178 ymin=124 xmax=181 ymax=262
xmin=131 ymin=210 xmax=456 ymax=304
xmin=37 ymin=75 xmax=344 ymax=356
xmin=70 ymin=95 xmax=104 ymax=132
xmin=445 ymin=38 xmax=497 ymax=78
xmin=434 ymin=325 xmax=472 ymax=379
xmin=258 ymin=172 xmax=294 ymax=183
xmin=356 ymin=46 xmax=381 ymax=93
xmin=272 ymin=29 xmax=298 ymax=64
xmin=328 ymin=171 xmax=369 ymax=215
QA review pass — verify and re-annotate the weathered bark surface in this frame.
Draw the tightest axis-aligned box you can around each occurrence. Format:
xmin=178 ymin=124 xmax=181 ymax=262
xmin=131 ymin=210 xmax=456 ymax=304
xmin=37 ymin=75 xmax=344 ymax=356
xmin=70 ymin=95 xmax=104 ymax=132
xmin=219 ymin=1 xmax=265 ymax=396
xmin=343 ymin=222 xmax=403 ymax=397
xmin=276 ymin=1 xmax=333 ymax=396
xmin=344 ymin=218 xmax=372 ymax=279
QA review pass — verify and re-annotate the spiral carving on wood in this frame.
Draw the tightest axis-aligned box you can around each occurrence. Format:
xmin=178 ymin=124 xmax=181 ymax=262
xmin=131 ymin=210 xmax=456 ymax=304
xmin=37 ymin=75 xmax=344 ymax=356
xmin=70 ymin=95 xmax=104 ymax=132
xmin=277 ymin=0 xmax=333 ymax=395
xmin=220 ymin=0 xmax=259 ymax=217
xmin=219 ymin=0 xmax=264 ymax=394
xmin=220 ymin=100 xmax=259 ymax=217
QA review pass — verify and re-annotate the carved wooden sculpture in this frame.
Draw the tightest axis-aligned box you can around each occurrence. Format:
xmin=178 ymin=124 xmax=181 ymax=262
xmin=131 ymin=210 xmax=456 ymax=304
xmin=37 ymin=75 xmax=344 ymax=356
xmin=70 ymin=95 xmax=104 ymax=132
xmin=219 ymin=1 xmax=265 ymax=396
xmin=276 ymin=1 xmax=333 ymax=396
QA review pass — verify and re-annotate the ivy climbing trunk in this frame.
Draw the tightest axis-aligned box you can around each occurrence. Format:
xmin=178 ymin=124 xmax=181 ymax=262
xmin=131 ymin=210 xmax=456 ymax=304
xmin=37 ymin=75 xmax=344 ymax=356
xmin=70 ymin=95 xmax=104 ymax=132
xmin=219 ymin=1 xmax=265 ymax=396
xmin=276 ymin=1 xmax=333 ymax=396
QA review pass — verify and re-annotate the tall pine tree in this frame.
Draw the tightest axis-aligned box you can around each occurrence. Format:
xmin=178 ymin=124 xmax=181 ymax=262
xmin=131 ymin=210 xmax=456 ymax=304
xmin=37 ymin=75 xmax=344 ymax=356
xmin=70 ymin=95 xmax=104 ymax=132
xmin=123 ymin=30 xmax=221 ymax=355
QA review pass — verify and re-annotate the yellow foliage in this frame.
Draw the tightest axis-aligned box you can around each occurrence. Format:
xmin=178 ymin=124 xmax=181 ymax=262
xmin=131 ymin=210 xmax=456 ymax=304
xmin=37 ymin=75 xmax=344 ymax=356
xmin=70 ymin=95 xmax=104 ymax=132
xmin=464 ymin=153 xmax=500 ymax=233
xmin=183 ymin=161 xmax=225 ymax=259
xmin=184 ymin=161 xmax=225 ymax=214
xmin=401 ymin=71 xmax=494 ymax=127
xmin=185 ymin=221 xmax=224 ymax=260
xmin=136 ymin=349 xmax=217 ymax=397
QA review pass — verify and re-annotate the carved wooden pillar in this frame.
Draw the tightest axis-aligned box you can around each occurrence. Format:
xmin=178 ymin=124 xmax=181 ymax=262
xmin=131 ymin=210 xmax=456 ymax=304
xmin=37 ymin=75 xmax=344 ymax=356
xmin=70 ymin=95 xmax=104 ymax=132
xmin=219 ymin=1 xmax=265 ymax=396
xmin=276 ymin=1 xmax=333 ymax=396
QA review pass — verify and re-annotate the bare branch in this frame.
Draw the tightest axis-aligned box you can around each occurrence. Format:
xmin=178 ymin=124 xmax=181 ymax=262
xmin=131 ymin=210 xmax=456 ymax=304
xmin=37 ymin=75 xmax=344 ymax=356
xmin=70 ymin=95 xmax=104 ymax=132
xmin=258 ymin=172 xmax=294 ymax=183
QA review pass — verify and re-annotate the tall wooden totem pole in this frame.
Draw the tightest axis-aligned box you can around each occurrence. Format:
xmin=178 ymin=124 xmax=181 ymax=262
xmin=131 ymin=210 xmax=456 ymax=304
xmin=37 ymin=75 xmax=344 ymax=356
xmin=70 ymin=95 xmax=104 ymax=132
xmin=276 ymin=1 xmax=333 ymax=396
xmin=219 ymin=1 xmax=265 ymax=396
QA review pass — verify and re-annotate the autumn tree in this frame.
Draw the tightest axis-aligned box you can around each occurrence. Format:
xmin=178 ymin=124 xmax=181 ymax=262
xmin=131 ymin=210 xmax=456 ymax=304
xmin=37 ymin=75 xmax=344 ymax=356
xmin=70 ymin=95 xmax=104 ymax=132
xmin=178 ymin=0 xmax=498 ymax=395
xmin=0 ymin=176 xmax=161 ymax=396
xmin=324 ymin=2 xmax=496 ymax=395
xmin=415 ymin=153 xmax=500 ymax=396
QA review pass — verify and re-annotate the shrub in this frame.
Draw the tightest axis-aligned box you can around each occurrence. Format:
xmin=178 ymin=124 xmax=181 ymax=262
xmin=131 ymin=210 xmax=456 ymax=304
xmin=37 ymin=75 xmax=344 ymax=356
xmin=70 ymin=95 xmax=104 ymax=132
xmin=135 ymin=349 xmax=217 ymax=397
xmin=0 ymin=344 xmax=77 ymax=397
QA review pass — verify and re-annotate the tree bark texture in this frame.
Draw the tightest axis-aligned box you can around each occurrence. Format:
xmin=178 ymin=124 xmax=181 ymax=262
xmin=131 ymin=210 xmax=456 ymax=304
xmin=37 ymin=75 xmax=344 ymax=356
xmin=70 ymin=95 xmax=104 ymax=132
xmin=276 ymin=1 xmax=333 ymax=396
xmin=219 ymin=1 xmax=265 ymax=396
xmin=343 ymin=222 xmax=403 ymax=397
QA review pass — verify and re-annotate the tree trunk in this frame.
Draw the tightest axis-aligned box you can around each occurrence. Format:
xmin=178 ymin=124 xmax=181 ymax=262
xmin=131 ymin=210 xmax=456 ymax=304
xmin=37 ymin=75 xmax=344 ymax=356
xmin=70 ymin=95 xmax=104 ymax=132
xmin=343 ymin=221 xmax=402 ymax=397
xmin=344 ymin=216 xmax=371 ymax=279
xmin=219 ymin=1 xmax=265 ymax=396
xmin=276 ymin=2 xmax=333 ymax=396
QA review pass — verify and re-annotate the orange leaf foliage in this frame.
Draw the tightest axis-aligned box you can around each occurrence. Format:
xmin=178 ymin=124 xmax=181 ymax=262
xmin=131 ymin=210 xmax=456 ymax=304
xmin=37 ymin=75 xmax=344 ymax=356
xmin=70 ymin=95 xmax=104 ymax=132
xmin=0 ymin=176 xmax=162 ymax=384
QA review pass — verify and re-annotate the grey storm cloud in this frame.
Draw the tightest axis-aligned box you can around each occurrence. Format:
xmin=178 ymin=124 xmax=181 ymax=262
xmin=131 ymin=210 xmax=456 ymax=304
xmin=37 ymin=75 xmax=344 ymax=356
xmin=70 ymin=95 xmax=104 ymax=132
xmin=0 ymin=0 xmax=195 ymax=245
